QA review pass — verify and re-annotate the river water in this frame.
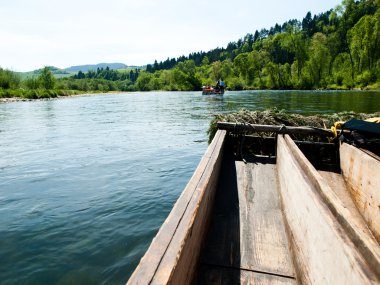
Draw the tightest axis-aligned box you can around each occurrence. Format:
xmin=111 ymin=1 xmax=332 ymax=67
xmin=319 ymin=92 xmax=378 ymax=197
xmin=0 ymin=90 xmax=379 ymax=284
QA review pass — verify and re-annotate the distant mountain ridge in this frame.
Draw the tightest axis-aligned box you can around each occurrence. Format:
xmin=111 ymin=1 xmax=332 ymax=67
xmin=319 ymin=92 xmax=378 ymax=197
xmin=64 ymin=63 xmax=131 ymax=72
xmin=17 ymin=66 xmax=72 ymax=79
xmin=19 ymin=63 xmax=144 ymax=79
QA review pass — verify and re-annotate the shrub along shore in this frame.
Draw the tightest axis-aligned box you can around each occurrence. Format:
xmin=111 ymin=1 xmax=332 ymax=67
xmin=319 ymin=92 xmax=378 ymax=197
xmin=0 ymin=89 xmax=88 ymax=100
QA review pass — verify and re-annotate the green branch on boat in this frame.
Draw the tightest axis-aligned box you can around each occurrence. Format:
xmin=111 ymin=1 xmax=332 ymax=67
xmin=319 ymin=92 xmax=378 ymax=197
xmin=208 ymin=109 xmax=380 ymax=143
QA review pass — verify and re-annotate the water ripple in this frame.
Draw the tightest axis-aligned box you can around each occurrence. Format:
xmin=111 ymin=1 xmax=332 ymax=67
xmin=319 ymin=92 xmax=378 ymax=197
xmin=1 ymin=90 xmax=379 ymax=285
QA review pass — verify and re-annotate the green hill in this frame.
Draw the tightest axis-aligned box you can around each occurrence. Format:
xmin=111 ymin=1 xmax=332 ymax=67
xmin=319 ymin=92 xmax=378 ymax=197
xmin=63 ymin=63 xmax=144 ymax=73
xmin=18 ymin=66 xmax=73 ymax=79
xmin=17 ymin=64 xmax=144 ymax=79
xmin=64 ymin=63 xmax=128 ymax=73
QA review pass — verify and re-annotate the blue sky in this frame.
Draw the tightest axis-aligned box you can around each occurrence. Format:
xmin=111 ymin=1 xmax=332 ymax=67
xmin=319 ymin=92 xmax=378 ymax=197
xmin=0 ymin=0 xmax=342 ymax=71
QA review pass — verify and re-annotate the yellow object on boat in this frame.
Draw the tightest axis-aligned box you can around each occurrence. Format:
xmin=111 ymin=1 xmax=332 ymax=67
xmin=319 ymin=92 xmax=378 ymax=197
xmin=331 ymin=118 xmax=380 ymax=137
xmin=331 ymin=121 xmax=345 ymax=137
xmin=365 ymin=117 xmax=380 ymax=123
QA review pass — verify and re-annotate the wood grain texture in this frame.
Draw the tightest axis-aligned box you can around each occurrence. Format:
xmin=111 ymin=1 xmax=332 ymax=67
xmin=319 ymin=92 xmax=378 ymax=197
xmin=235 ymin=160 xmax=295 ymax=278
xmin=318 ymin=170 xmax=380 ymax=278
xmin=152 ymin=135 xmax=224 ymax=284
xmin=196 ymin=154 xmax=296 ymax=284
xmin=340 ymin=142 xmax=380 ymax=243
xmin=318 ymin=170 xmax=377 ymax=241
xmin=277 ymin=135 xmax=379 ymax=284
xmin=217 ymin=122 xmax=333 ymax=137
xmin=127 ymin=130 xmax=226 ymax=285
xmin=197 ymin=149 xmax=241 ymax=274
xmin=197 ymin=264 xmax=296 ymax=285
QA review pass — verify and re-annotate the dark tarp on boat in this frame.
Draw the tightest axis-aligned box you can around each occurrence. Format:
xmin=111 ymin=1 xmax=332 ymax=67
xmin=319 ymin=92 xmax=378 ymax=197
xmin=341 ymin=119 xmax=380 ymax=156
xmin=343 ymin=119 xmax=380 ymax=135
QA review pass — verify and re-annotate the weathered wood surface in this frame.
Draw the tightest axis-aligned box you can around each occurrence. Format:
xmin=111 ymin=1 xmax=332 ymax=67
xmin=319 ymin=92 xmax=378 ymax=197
xmin=217 ymin=122 xmax=333 ymax=137
xmin=319 ymin=170 xmax=369 ymax=228
xmin=196 ymin=150 xmax=240 ymax=273
xmin=196 ymin=154 xmax=296 ymax=284
xmin=277 ymin=134 xmax=380 ymax=284
xmin=127 ymin=130 xmax=226 ymax=285
xmin=197 ymin=264 xmax=295 ymax=285
xmin=235 ymin=160 xmax=295 ymax=277
xmin=340 ymin=142 xmax=380 ymax=243
xmin=319 ymin=170 xmax=378 ymax=241
xmin=319 ymin=170 xmax=380 ymax=276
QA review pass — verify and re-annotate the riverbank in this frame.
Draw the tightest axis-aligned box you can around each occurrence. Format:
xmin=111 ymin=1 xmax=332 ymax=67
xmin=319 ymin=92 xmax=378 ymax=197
xmin=1 ymin=85 xmax=380 ymax=102
xmin=0 ymin=88 xmax=87 ymax=100
xmin=0 ymin=90 xmax=113 ymax=103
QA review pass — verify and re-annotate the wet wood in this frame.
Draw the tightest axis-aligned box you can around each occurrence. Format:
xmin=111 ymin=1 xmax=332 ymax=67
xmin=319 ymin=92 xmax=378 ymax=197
xmin=340 ymin=142 xmax=380 ymax=243
xmin=127 ymin=130 xmax=226 ymax=285
xmin=277 ymin=135 xmax=379 ymax=284
xmin=217 ymin=122 xmax=333 ymax=136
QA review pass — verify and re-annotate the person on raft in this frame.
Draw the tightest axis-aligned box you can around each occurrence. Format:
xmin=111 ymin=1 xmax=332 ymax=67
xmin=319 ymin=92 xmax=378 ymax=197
xmin=220 ymin=79 xmax=225 ymax=92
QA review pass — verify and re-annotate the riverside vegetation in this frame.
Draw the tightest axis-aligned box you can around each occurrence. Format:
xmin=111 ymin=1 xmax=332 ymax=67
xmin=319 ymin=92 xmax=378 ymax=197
xmin=0 ymin=67 xmax=86 ymax=99
xmin=1 ymin=0 xmax=380 ymax=99
xmin=207 ymin=108 xmax=380 ymax=143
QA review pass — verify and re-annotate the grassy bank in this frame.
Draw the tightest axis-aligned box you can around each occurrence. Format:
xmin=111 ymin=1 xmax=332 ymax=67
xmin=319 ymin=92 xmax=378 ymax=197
xmin=0 ymin=89 xmax=88 ymax=100
xmin=208 ymin=109 xmax=380 ymax=142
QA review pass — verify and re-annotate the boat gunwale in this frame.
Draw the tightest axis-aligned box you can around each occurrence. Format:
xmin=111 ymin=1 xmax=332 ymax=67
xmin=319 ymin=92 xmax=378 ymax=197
xmin=277 ymin=134 xmax=380 ymax=283
xmin=217 ymin=121 xmax=333 ymax=137
xmin=128 ymin=126 xmax=380 ymax=284
xmin=340 ymin=142 xmax=380 ymax=244
xmin=127 ymin=130 xmax=226 ymax=285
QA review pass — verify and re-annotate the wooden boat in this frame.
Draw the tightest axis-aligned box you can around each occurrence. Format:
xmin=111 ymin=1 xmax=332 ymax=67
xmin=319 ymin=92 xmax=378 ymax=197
xmin=127 ymin=123 xmax=380 ymax=285
xmin=202 ymin=86 xmax=224 ymax=95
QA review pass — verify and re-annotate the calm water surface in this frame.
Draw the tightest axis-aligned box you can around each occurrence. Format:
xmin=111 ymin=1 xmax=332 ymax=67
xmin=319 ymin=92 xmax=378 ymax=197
xmin=1 ymin=90 xmax=379 ymax=284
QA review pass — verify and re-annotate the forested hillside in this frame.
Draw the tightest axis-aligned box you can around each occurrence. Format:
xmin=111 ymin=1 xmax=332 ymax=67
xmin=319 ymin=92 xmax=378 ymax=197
xmin=1 ymin=0 xmax=379 ymax=97
xmin=139 ymin=0 xmax=380 ymax=90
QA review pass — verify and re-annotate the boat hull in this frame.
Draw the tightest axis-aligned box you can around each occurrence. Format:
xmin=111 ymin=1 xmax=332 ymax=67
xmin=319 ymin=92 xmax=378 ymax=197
xmin=127 ymin=130 xmax=226 ymax=285
xmin=127 ymin=125 xmax=380 ymax=285
xmin=340 ymin=142 xmax=380 ymax=243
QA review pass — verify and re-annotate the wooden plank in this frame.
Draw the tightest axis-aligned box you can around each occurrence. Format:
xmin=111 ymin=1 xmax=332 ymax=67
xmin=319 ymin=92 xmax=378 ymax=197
xmin=217 ymin=122 xmax=333 ymax=137
xmin=318 ymin=170 xmax=376 ymax=238
xmin=152 ymin=131 xmax=225 ymax=284
xmin=318 ymin=170 xmax=380 ymax=274
xmin=196 ymin=264 xmax=296 ymax=285
xmin=197 ymin=150 xmax=241 ymax=272
xmin=197 ymin=155 xmax=296 ymax=284
xmin=277 ymin=134 xmax=379 ymax=284
xmin=340 ymin=142 xmax=380 ymax=243
xmin=290 ymin=139 xmax=380 ymax=280
xmin=319 ymin=171 xmax=363 ymax=220
xmin=127 ymin=130 xmax=226 ymax=285
xmin=235 ymin=160 xmax=295 ymax=278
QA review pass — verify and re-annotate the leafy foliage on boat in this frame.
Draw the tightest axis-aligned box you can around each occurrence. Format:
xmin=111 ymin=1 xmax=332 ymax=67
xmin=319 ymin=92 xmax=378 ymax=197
xmin=208 ymin=108 xmax=380 ymax=143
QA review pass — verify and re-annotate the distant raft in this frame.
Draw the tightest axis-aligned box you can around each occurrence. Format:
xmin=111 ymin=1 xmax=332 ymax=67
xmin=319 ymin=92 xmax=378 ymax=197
xmin=202 ymin=85 xmax=224 ymax=95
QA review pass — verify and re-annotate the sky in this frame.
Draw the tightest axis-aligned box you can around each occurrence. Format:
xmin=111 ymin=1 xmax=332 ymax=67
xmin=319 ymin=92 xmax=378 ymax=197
xmin=0 ymin=0 xmax=342 ymax=72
